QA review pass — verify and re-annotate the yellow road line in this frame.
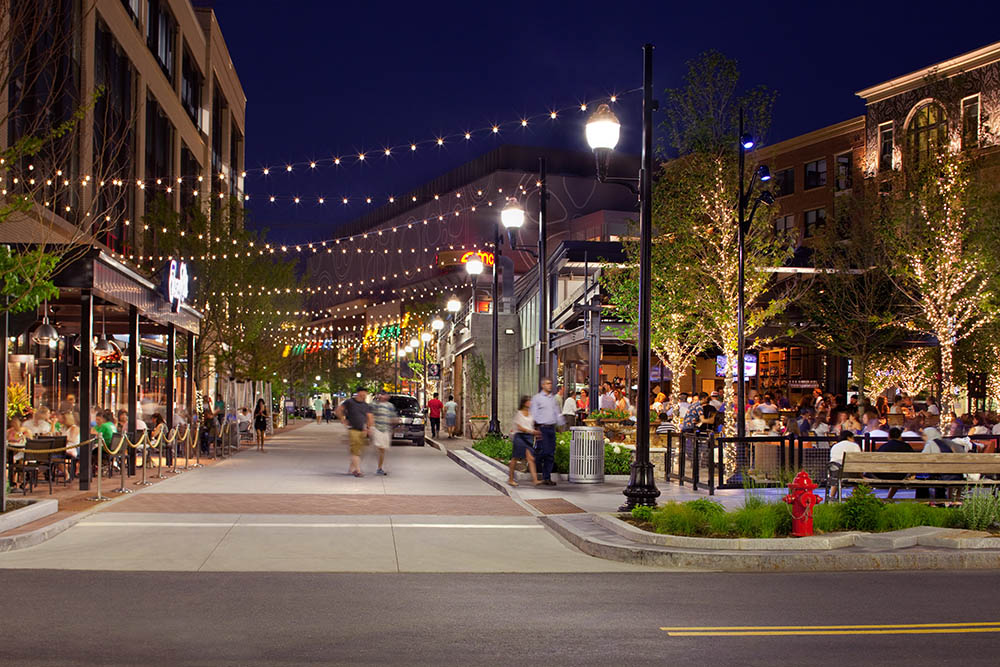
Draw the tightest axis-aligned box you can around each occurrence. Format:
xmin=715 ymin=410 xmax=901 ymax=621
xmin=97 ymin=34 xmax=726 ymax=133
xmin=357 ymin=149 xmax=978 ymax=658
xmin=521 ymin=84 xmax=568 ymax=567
xmin=666 ymin=628 xmax=1000 ymax=637
xmin=660 ymin=621 xmax=1000 ymax=631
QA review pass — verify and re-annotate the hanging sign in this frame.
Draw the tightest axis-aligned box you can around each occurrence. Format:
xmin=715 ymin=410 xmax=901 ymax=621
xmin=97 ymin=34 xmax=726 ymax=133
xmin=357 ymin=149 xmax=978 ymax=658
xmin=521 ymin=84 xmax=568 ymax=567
xmin=161 ymin=259 xmax=189 ymax=312
xmin=427 ymin=363 xmax=441 ymax=380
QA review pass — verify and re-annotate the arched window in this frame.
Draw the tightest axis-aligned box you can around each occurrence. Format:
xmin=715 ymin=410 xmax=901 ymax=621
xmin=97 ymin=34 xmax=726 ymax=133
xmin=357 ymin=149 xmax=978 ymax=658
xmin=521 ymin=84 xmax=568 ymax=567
xmin=906 ymin=103 xmax=947 ymax=169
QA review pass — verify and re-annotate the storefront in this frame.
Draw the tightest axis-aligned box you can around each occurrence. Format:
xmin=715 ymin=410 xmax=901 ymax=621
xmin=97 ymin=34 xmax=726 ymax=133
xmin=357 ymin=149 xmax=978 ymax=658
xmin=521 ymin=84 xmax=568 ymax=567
xmin=2 ymin=249 xmax=202 ymax=491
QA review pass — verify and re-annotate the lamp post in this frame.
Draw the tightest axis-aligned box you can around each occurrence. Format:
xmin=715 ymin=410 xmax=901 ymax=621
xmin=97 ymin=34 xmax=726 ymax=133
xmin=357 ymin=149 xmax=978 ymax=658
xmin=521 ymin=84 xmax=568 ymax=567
xmin=736 ymin=108 xmax=774 ymax=442
xmin=465 ymin=251 xmax=501 ymax=434
xmin=585 ymin=44 xmax=659 ymax=509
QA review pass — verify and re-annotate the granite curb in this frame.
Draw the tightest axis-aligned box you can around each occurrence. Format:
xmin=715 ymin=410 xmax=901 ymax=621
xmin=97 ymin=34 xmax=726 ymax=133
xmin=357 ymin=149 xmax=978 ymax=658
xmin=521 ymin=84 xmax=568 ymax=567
xmin=542 ymin=512 xmax=1000 ymax=571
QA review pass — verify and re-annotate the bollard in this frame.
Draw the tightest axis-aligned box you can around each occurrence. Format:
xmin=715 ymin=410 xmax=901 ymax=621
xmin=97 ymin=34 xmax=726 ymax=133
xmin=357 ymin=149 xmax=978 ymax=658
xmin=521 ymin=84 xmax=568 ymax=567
xmin=170 ymin=429 xmax=182 ymax=474
xmin=86 ymin=438 xmax=111 ymax=502
xmin=183 ymin=427 xmax=190 ymax=471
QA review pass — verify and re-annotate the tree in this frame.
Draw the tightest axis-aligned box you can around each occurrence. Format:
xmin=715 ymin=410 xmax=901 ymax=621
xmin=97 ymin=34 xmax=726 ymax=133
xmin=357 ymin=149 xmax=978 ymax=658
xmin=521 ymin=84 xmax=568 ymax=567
xmin=650 ymin=51 xmax=794 ymax=435
xmin=1 ymin=2 xmax=130 ymax=315
xmin=602 ymin=237 xmax=712 ymax=422
xmin=879 ymin=150 xmax=998 ymax=417
xmin=798 ymin=188 xmax=912 ymax=403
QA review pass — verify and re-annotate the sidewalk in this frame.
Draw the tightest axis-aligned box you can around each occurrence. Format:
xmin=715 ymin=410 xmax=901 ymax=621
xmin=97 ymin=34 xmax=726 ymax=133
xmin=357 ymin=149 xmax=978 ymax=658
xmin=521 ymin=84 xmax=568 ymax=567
xmin=0 ymin=423 xmax=654 ymax=572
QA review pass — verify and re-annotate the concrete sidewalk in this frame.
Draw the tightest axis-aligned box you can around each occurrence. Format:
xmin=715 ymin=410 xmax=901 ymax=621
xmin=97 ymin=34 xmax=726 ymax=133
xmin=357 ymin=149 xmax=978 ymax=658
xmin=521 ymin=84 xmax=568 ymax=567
xmin=0 ymin=423 xmax=654 ymax=572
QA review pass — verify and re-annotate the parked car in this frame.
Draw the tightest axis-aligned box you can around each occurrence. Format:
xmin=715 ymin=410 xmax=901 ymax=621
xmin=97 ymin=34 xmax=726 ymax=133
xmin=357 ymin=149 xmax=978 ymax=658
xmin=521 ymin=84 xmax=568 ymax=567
xmin=387 ymin=394 xmax=425 ymax=446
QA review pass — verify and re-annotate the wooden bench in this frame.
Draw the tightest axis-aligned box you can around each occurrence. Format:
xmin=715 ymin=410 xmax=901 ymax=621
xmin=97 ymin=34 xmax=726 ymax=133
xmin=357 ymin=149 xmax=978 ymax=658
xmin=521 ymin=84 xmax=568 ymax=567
xmin=835 ymin=452 xmax=1000 ymax=501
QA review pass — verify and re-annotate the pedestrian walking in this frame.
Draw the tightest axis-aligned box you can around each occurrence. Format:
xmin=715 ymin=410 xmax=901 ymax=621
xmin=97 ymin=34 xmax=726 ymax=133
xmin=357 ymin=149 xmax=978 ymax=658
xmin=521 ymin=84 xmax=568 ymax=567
xmin=371 ymin=389 xmax=396 ymax=476
xmin=336 ymin=385 xmax=373 ymax=477
xmin=509 ymin=396 xmax=541 ymax=487
xmin=426 ymin=392 xmax=443 ymax=438
xmin=443 ymin=394 xmax=458 ymax=438
xmin=530 ymin=378 xmax=564 ymax=486
xmin=312 ymin=395 xmax=324 ymax=424
xmin=253 ymin=398 xmax=268 ymax=452
xmin=323 ymin=399 xmax=332 ymax=423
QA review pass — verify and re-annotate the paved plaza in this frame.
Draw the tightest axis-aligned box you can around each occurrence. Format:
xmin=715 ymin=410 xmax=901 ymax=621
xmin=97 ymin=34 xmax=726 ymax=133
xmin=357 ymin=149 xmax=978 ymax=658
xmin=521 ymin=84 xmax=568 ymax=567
xmin=0 ymin=423 xmax=649 ymax=573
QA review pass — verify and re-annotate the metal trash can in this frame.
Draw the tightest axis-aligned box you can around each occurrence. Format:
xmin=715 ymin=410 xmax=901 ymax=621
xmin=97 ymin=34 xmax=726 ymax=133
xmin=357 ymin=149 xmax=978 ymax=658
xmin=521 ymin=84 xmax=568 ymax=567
xmin=569 ymin=426 xmax=605 ymax=483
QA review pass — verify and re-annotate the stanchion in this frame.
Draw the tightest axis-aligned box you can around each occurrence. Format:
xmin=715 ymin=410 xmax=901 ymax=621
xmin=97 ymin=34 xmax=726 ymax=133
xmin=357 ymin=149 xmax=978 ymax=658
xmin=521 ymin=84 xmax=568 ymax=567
xmin=111 ymin=434 xmax=133 ymax=494
xmin=169 ymin=429 xmax=182 ymax=474
xmin=191 ymin=428 xmax=204 ymax=468
xmin=182 ymin=426 xmax=190 ymax=471
xmin=135 ymin=433 xmax=153 ymax=486
xmin=86 ymin=438 xmax=111 ymax=502
xmin=155 ymin=432 xmax=167 ymax=479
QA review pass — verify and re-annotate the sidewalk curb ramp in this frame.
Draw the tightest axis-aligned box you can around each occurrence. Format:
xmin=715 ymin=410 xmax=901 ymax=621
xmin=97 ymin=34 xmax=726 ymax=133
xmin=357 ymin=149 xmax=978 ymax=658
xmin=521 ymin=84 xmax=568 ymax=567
xmin=540 ymin=512 xmax=1000 ymax=572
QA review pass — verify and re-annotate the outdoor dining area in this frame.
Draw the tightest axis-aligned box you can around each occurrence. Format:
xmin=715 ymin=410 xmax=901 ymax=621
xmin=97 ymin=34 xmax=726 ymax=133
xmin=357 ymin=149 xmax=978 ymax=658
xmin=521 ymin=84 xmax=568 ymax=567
xmin=2 ymin=249 xmax=202 ymax=508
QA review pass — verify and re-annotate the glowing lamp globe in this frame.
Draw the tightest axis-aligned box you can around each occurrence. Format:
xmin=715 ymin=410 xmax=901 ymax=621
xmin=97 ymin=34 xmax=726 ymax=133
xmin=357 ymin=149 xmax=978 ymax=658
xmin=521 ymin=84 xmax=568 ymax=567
xmin=409 ymin=338 xmax=419 ymax=349
xmin=500 ymin=199 xmax=525 ymax=229
xmin=397 ymin=348 xmax=407 ymax=358
xmin=446 ymin=297 xmax=461 ymax=313
xmin=465 ymin=255 xmax=484 ymax=276
xmin=420 ymin=332 xmax=432 ymax=342
xmin=431 ymin=317 xmax=445 ymax=330
xmin=585 ymin=104 xmax=621 ymax=151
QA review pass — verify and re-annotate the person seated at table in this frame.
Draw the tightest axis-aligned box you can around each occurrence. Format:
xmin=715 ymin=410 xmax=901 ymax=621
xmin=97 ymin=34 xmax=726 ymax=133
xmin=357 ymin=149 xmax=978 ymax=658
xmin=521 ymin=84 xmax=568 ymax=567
xmin=93 ymin=410 xmax=116 ymax=448
xmin=812 ymin=410 xmax=831 ymax=436
xmin=655 ymin=411 xmax=678 ymax=435
xmin=747 ymin=407 xmax=768 ymax=434
xmin=237 ymin=407 xmax=251 ymax=427
xmin=781 ymin=415 xmax=801 ymax=437
xmin=757 ymin=394 xmax=779 ymax=414
xmin=24 ymin=406 xmax=53 ymax=437
xmin=6 ymin=416 xmax=29 ymax=444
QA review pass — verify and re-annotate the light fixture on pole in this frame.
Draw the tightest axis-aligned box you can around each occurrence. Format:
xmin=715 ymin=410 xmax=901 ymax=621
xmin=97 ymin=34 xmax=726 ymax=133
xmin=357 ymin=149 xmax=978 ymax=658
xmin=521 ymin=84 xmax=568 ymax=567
xmin=397 ymin=348 xmax=406 ymax=358
xmin=500 ymin=198 xmax=525 ymax=229
xmin=446 ymin=297 xmax=461 ymax=313
xmin=409 ymin=337 xmax=419 ymax=349
xmin=735 ymin=109 xmax=776 ymax=445
xmin=431 ymin=317 xmax=445 ymax=330
xmin=585 ymin=44 xmax=658 ymax=510
xmin=464 ymin=254 xmax=484 ymax=276
xmin=31 ymin=298 xmax=59 ymax=347
xmin=420 ymin=332 xmax=432 ymax=342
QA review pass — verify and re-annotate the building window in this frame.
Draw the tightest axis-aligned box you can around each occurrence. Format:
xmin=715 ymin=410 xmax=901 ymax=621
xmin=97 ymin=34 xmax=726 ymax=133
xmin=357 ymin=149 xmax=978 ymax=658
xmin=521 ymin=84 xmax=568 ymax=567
xmin=879 ymin=123 xmax=894 ymax=172
xmin=834 ymin=152 xmax=852 ymax=192
xmin=962 ymin=95 xmax=980 ymax=150
xmin=773 ymin=168 xmax=794 ymax=197
xmin=146 ymin=0 xmax=176 ymax=82
xmin=804 ymin=159 xmax=826 ymax=189
xmin=181 ymin=48 xmax=203 ymax=128
xmin=906 ymin=102 xmax=947 ymax=169
xmin=121 ymin=0 xmax=140 ymax=23
xmin=804 ymin=208 xmax=826 ymax=238
xmin=774 ymin=214 xmax=794 ymax=235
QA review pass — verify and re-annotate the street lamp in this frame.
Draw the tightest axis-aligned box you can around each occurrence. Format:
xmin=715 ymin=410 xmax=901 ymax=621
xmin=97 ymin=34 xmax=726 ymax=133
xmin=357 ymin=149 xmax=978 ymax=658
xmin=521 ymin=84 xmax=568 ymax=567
xmin=397 ymin=348 xmax=406 ymax=358
xmin=431 ymin=317 xmax=444 ymax=331
xmin=735 ymin=108 xmax=776 ymax=443
xmin=420 ymin=332 xmax=432 ymax=343
xmin=464 ymin=255 xmax=484 ymax=276
xmin=466 ymin=240 xmax=502 ymax=435
xmin=585 ymin=44 xmax=659 ymax=510
xmin=409 ymin=337 xmax=419 ymax=349
xmin=500 ymin=198 xmax=525 ymax=229
xmin=446 ymin=297 xmax=461 ymax=313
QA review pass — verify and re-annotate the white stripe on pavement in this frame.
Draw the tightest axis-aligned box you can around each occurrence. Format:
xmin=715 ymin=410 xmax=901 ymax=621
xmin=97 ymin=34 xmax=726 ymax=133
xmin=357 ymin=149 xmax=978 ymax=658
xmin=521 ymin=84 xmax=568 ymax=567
xmin=77 ymin=521 xmax=544 ymax=529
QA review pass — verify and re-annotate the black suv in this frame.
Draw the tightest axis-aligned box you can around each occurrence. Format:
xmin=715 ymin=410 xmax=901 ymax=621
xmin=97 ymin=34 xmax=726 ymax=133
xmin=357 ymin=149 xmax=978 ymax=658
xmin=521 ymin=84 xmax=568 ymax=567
xmin=387 ymin=394 xmax=425 ymax=446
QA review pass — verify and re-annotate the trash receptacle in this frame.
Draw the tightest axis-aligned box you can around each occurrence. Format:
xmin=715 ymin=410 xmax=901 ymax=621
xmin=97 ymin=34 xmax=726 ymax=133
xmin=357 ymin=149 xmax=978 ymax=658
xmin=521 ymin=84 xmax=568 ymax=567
xmin=569 ymin=426 xmax=605 ymax=483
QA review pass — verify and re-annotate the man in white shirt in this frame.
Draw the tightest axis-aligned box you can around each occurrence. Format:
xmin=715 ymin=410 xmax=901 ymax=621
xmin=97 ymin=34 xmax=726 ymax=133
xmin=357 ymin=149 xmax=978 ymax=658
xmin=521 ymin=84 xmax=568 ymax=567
xmin=676 ymin=393 xmax=690 ymax=419
xmin=709 ymin=391 xmax=723 ymax=411
xmin=561 ymin=388 xmax=578 ymax=428
xmin=829 ymin=431 xmax=861 ymax=464
xmin=757 ymin=394 xmax=779 ymax=414
xmin=530 ymin=378 xmax=565 ymax=486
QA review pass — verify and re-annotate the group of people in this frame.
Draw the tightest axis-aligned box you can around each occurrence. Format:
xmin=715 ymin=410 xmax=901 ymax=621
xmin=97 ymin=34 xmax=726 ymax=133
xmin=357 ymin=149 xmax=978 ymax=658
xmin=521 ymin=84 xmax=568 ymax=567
xmin=424 ymin=393 xmax=458 ymax=438
xmin=334 ymin=385 xmax=397 ymax=477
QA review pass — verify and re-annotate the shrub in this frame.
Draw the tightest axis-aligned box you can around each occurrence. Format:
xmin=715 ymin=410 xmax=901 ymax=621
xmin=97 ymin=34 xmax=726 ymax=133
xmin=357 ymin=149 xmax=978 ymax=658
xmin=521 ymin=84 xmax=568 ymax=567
xmin=684 ymin=498 xmax=725 ymax=519
xmin=603 ymin=444 xmax=633 ymax=475
xmin=842 ymin=484 xmax=883 ymax=532
xmin=650 ymin=502 xmax=709 ymax=536
xmin=631 ymin=505 xmax=654 ymax=523
xmin=960 ymin=488 xmax=1000 ymax=531
xmin=730 ymin=503 xmax=792 ymax=538
xmin=473 ymin=434 xmax=512 ymax=463
xmin=812 ymin=502 xmax=846 ymax=533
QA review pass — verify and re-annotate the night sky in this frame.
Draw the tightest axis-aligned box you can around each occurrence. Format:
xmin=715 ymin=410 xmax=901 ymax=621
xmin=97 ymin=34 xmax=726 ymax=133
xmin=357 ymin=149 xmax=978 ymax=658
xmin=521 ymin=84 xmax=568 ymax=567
xmin=199 ymin=0 xmax=997 ymax=244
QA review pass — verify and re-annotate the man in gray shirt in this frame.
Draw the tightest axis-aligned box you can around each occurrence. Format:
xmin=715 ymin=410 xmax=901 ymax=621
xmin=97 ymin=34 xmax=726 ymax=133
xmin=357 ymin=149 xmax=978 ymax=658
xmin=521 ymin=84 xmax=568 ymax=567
xmin=530 ymin=378 xmax=565 ymax=486
xmin=336 ymin=386 xmax=373 ymax=477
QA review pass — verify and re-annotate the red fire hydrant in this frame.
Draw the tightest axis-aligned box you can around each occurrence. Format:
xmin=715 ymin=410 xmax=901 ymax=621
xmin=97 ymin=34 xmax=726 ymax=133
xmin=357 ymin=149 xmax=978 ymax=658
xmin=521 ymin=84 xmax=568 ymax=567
xmin=783 ymin=471 xmax=822 ymax=537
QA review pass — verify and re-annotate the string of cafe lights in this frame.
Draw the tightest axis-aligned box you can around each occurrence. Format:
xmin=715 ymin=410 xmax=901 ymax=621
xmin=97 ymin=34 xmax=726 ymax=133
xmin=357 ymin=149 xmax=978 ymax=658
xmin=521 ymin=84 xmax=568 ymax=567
xmin=2 ymin=90 xmax=633 ymax=217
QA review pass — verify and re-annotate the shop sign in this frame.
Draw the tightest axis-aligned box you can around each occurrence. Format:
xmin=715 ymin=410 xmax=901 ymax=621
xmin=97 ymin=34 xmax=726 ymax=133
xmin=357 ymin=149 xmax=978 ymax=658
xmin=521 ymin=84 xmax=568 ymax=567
xmin=460 ymin=250 xmax=494 ymax=267
xmin=161 ymin=259 xmax=189 ymax=312
xmin=427 ymin=363 xmax=441 ymax=380
xmin=437 ymin=250 xmax=495 ymax=269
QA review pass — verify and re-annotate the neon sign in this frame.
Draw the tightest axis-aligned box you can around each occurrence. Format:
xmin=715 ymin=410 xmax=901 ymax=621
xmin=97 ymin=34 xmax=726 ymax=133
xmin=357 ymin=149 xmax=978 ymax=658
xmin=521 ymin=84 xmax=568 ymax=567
xmin=162 ymin=259 xmax=189 ymax=312
xmin=460 ymin=250 xmax=494 ymax=267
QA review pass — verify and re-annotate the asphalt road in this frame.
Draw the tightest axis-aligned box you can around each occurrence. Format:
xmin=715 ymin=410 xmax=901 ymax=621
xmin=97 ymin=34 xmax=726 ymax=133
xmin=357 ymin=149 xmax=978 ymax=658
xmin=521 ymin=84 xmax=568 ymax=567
xmin=2 ymin=570 xmax=998 ymax=666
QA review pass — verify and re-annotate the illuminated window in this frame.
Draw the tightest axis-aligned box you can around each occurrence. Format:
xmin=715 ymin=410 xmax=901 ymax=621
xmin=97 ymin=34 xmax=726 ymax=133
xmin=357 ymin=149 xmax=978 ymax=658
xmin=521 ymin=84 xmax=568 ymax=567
xmin=834 ymin=152 xmax=852 ymax=191
xmin=879 ymin=123 xmax=894 ymax=172
xmin=804 ymin=159 xmax=826 ymax=189
xmin=962 ymin=95 xmax=980 ymax=150
xmin=906 ymin=102 xmax=947 ymax=169
xmin=804 ymin=208 xmax=826 ymax=238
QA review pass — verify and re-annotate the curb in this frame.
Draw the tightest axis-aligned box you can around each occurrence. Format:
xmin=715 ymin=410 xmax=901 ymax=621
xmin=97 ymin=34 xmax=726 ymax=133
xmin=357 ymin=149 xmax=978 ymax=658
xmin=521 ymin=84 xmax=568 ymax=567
xmin=540 ymin=513 xmax=1000 ymax=572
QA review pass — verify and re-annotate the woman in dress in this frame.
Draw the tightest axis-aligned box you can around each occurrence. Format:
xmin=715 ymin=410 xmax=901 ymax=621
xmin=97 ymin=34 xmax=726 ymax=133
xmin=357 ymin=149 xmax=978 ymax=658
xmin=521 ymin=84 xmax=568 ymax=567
xmin=253 ymin=398 xmax=268 ymax=452
xmin=508 ymin=396 xmax=541 ymax=487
